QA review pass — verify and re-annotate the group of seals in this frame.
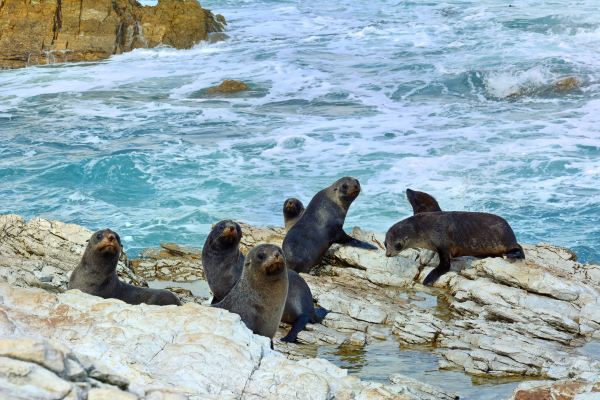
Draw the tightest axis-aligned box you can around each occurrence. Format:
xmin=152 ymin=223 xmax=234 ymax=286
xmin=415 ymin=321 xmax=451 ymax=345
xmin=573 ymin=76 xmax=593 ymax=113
xmin=385 ymin=189 xmax=524 ymax=285
xmin=68 ymin=229 xmax=181 ymax=306
xmin=203 ymin=220 xmax=327 ymax=343
xmin=68 ymin=178 xmax=524 ymax=345
xmin=205 ymin=176 xmax=373 ymax=342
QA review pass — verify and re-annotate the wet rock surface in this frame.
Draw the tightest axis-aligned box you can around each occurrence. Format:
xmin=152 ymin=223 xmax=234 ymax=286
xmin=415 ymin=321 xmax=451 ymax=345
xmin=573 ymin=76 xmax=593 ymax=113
xmin=1 ymin=214 xmax=600 ymax=398
xmin=0 ymin=0 xmax=225 ymax=69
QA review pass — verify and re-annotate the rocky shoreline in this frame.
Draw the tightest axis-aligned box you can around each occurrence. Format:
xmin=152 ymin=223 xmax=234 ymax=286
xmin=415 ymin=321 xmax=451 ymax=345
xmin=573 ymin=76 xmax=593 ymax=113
xmin=0 ymin=0 xmax=225 ymax=69
xmin=1 ymin=214 xmax=600 ymax=399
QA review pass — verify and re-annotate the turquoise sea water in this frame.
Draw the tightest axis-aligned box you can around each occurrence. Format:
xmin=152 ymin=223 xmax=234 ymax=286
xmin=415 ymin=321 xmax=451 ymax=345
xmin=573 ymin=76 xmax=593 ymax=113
xmin=1 ymin=0 xmax=599 ymax=264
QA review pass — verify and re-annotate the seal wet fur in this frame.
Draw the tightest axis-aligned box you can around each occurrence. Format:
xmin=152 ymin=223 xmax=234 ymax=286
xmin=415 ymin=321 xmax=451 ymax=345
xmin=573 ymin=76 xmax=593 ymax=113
xmin=213 ymin=244 xmax=288 ymax=340
xmin=68 ymin=229 xmax=181 ymax=306
xmin=283 ymin=177 xmax=377 ymax=274
xmin=202 ymin=220 xmax=244 ymax=304
xmin=385 ymin=212 xmax=524 ymax=285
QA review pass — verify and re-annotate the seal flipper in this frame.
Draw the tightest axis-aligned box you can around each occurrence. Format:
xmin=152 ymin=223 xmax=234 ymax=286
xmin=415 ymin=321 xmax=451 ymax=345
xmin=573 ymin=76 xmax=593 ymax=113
xmin=423 ymin=248 xmax=451 ymax=286
xmin=311 ymin=306 xmax=328 ymax=324
xmin=334 ymin=230 xmax=377 ymax=250
xmin=280 ymin=314 xmax=311 ymax=343
xmin=506 ymin=245 xmax=525 ymax=260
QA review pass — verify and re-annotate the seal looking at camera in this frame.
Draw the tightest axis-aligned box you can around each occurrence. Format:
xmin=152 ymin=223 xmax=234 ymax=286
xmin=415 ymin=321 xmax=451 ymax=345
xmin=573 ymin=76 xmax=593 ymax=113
xmin=68 ymin=229 xmax=181 ymax=306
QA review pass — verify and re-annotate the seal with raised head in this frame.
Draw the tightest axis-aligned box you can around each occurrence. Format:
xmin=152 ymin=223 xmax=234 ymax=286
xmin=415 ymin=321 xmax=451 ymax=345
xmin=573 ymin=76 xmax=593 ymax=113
xmin=283 ymin=198 xmax=305 ymax=232
xmin=69 ymin=229 xmax=181 ymax=306
xmin=202 ymin=220 xmax=244 ymax=304
xmin=406 ymin=188 xmax=442 ymax=214
xmin=283 ymin=177 xmax=377 ymax=273
xmin=385 ymin=212 xmax=524 ymax=285
xmin=214 ymin=244 xmax=288 ymax=340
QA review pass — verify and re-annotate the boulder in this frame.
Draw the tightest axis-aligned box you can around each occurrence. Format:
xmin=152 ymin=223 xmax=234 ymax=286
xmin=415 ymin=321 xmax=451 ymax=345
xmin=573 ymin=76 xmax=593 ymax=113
xmin=0 ymin=0 xmax=225 ymax=69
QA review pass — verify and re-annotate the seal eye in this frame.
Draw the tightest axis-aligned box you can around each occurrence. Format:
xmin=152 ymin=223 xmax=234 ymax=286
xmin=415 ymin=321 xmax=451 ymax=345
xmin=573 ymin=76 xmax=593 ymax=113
xmin=341 ymin=184 xmax=348 ymax=190
xmin=395 ymin=241 xmax=403 ymax=251
xmin=257 ymin=252 xmax=266 ymax=261
xmin=96 ymin=233 xmax=103 ymax=241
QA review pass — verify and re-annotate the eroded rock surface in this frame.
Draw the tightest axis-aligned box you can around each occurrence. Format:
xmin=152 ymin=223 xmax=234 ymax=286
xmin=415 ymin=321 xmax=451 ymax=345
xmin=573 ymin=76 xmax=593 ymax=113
xmin=0 ymin=0 xmax=225 ymax=69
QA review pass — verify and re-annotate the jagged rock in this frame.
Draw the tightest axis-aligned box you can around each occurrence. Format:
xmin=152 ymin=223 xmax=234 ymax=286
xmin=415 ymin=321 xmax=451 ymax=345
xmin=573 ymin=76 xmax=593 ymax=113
xmin=0 ymin=282 xmax=446 ymax=399
xmin=132 ymin=243 xmax=202 ymax=282
xmin=0 ymin=214 xmax=147 ymax=291
xmin=0 ymin=0 xmax=225 ymax=69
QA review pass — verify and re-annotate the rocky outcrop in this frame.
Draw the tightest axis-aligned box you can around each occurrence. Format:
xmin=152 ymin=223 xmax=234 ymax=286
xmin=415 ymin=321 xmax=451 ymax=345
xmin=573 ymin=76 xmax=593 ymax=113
xmin=0 ymin=282 xmax=457 ymax=399
xmin=2 ymin=214 xmax=600 ymax=398
xmin=0 ymin=0 xmax=225 ymax=69
xmin=206 ymin=80 xmax=250 ymax=94
xmin=510 ymin=379 xmax=600 ymax=400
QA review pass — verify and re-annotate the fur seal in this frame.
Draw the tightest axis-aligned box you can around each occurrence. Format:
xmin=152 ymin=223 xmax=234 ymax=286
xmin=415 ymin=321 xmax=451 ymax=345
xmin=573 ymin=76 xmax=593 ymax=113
xmin=281 ymin=269 xmax=328 ymax=343
xmin=283 ymin=177 xmax=377 ymax=273
xmin=68 ymin=229 xmax=181 ymax=306
xmin=214 ymin=244 xmax=288 ymax=340
xmin=406 ymin=188 xmax=442 ymax=214
xmin=283 ymin=198 xmax=305 ymax=232
xmin=385 ymin=212 xmax=524 ymax=285
xmin=202 ymin=220 xmax=244 ymax=304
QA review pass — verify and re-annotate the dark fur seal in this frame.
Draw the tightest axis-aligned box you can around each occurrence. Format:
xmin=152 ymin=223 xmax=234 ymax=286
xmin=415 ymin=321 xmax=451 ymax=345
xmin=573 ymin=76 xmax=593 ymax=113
xmin=281 ymin=269 xmax=328 ymax=343
xmin=406 ymin=188 xmax=442 ymax=214
xmin=283 ymin=177 xmax=377 ymax=273
xmin=202 ymin=220 xmax=244 ymax=304
xmin=385 ymin=212 xmax=524 ymax=285
xmin=68 ymin=229 xmax=181 ymax=306
xmin=283 ymin=198 xmax=305 ymax=232
xmin=214 ymin=244 xmax=288 ymax=339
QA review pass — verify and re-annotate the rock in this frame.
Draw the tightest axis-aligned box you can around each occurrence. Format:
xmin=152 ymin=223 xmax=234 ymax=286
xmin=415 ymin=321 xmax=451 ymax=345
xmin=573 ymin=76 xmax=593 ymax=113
xmin=554 ymin=76 xmax=580 ymax=92
xmin=510 ymin=379 xmax=600 ymax=400
xmin=132 ymin=243 xmax=202 ymax=282
xmin=0 ymin=0 xmax=225 ymax=69
xmin=206 ymin=80 xmax=250 ymax=94
xmin=389 ymin=374 xmax=459 ymax=400
xmin=0 ymin=282 xmax=437 ymax=399
xmin=0 ymin=214 xmax=147 ymax=291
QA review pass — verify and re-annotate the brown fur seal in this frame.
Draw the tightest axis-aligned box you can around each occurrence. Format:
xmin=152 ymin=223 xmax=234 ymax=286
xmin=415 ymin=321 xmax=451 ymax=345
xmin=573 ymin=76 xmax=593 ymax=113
xmin=283 ymin=177 xmax=377 ymax=273
xmin=283 ymin=198 xmax=305 ymax=232
xmin=68 ymin=229 xmax=181 ymax=306
xmin=406 ymin=188 xmax=442 ymax=214
xmin=385 ymin=212 xmax=524 ymax=285
xmin=213 ymin=244 xmax=288 ymax=340
xmin=202 ymin=220 xmax=244 ymax=304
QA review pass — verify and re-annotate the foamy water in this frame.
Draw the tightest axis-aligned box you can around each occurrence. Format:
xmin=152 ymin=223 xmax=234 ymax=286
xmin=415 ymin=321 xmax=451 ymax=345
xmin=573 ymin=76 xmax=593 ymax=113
xmin=0 ymin=0 xmax=599 ymax=264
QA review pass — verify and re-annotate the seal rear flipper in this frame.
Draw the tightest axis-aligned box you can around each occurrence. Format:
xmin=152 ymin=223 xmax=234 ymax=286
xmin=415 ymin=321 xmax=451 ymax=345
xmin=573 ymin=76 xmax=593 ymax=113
xmin=505 ymin=245 xmax=525 ymax=260
xmin=311 ymin=306 xmax=328 ymax=323
xmin=423 ymin=248 xmax=451 ymax=286
xmin=280 ymin=314 xmax=311 ymax=343
xmin=334 ymin=231 xmax=377 ymax=250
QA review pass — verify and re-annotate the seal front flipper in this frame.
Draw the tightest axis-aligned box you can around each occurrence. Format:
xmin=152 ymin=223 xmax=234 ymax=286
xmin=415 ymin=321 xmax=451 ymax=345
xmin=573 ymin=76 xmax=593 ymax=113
xmin=423 ymin=248 xmax=451 ymax=286
xmin=505 ymin=244 xmax=525 ymax=259
xmin=334 ymin=230 xmax=377 ymax=250
xmin=281 ymin=314 xmax=311 ymax=343
xmin=311 ymin=306 xmax=328 ymax=323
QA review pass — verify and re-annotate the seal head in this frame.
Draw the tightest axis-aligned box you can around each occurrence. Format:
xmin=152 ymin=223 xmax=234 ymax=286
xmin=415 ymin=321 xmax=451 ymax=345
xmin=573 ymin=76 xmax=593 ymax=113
xmin=283 ymin=198 xmax=305 ymax=231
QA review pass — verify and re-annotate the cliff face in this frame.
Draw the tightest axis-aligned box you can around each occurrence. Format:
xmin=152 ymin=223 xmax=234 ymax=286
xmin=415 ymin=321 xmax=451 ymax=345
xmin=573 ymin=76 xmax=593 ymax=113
xmin=0 ymin=0 xmax=224 ymax=69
